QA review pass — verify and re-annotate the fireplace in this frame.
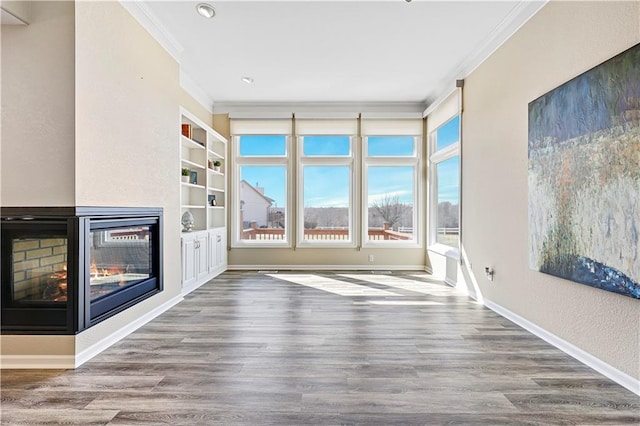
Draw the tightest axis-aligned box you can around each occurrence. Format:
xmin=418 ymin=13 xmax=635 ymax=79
xmin=1 ymin=207 xmax=163 ymax=334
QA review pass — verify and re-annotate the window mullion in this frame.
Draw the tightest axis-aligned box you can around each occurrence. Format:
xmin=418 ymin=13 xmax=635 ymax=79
xmin=430 ymin=142 xmax=459 ymax=164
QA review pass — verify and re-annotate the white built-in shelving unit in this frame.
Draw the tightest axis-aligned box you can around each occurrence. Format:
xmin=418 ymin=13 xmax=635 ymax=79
xmin=180 ymin=107 xmax=228 ymax=294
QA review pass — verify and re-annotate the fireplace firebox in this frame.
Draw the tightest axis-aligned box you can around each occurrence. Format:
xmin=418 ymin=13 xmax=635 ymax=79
xmin=1 ymin=207 xmax=163 ymax=334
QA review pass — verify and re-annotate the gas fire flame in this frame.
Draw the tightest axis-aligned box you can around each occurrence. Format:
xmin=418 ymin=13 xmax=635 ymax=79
xmin=90 ymin=262 xmax=127 ymax=285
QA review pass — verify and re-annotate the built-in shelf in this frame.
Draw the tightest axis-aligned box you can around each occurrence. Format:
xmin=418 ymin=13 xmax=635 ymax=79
xmin=180 ymin=107 xmax=228 ymax=293
xmin=181 ymin=135 xmax=206 ymax=150
xmin=208 ymin=150 xmax=224 ymax=160
xmin=180 ymin=107 xmax=227 ymax=232
xmin=181 ymin=159 xmax=205 ymax=170
xmin=181 ymin=182 xmax=205 ymax=190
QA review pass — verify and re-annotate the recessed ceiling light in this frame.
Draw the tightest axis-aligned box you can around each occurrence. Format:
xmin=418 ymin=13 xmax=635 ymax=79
xmin=196 ymin=3 xmax=215 ymax=18
xmin=241 ymin=77 xmax=254 ymax=84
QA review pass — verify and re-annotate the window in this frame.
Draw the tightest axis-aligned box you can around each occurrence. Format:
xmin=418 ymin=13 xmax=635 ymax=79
xmin=367 ymin=136 xmax=415 ymax=157
xmin=231 ymin=116 xmax=421 ymax=249
xmin=363 ymin=134 xmax=420 ymax=245
xmin=233 ymin=134 xmax=290 ymax=246
xmin=302 ymin=135 xmax=350 ymax=156
xmin=298 ymin=135 xmax=354 ymax=245
xmin=429 ymin=115 xmax=460 ymax=250
xmin=239 ymin=135 xmax=286 ymax=156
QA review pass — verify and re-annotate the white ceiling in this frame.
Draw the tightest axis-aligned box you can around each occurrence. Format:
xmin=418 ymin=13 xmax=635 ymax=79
xmin=138 ymin=0 xmax=545 ymax=110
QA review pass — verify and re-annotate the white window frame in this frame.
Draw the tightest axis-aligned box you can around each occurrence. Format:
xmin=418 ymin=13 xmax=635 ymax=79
xmin=428 ymin=115 xmax=460 ymax=257
xmin=362 ymin=135 xmax=421 ymax=248
xmin=297 ymin=135 xmax=356 ymax=248
xmin=231 ymin=134 xmax=292 ymax=248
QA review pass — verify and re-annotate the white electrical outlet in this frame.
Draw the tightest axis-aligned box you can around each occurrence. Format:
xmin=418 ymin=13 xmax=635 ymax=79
xmin=369 ymin=255 xmax=375 ymax=262
xmin=485 ymin=267 xmax=494 ymax=281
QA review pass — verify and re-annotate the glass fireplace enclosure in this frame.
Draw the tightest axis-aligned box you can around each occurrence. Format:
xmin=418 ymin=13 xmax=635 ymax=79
xmin=1 ymin=207 xmax=163 ymax=334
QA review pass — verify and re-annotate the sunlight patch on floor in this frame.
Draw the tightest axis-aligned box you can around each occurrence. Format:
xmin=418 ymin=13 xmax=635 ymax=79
xmin=268 ymin=274 xmax=402 ymax=297
xmin=339 ymin=274 xmax=457 ymax=296
xmin=365 ymin=300 xmax=443 ymax=306
xmin=407 ymin=273 xmax=446 ymax=284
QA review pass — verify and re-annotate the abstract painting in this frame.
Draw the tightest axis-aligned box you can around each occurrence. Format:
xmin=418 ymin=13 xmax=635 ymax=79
xmin=528 ymin=43 xmax=639 ymax=299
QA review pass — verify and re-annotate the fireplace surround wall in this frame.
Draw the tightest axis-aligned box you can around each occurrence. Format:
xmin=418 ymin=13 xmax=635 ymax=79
xmin=1 ymin=207 xmax=163 ymax=335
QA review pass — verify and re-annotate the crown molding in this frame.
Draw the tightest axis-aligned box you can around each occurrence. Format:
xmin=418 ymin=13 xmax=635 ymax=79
xmin=119 ymin=0 xmax=185 ymax=62
xmin=120 ymin=1 xmax=215 ymax=112
xmin=423 ymin=0 xmax=548 ymax=111
xmin=180 ymin=70 xmax=216 ymax=114
xmin=1 ymin=7 xmax=29 ymax=25
xmin=214 ymin=101 xmax=426 ymax=116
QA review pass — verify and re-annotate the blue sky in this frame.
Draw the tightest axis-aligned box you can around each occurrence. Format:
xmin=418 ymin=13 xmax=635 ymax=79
xmin=436 ymin=116 xmax=460 ymax=150
xmin=240 ymin=166 xmax=286 ymax=207
xmin=437 ymin=157 xmax=459 ymax=204
xmin=304 ymin=166 xmax=349 ymax=207
xmin=368 ymin=166 xmax=414 ymax=205
xmin=239 ymin=124 xmax=459 ymax=207
xmin=435 ymin=116 xmax=460 ymax=204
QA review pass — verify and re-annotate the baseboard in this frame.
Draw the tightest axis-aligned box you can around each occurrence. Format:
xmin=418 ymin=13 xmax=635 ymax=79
xmin=74 ymin=294 xmax=183 ymax=368
xmin=1 ymin=355 xmax=76 ymax=369
xmin=228 ymin=264 xmax=425 ymax=271
xmin=1 ymin=295 xmax=182 ymax=369
xmin=182 ymin=266 xmax=227 ymax=297
xmin=444 ymin=277 xmax=457 ymax=287
xmin=467 ymin=288 xmax=478 ymax=301
xmin=182 ymin=277 xmax=208 ymax=296
xmin=484 ymin=298 xmax=640 ymax=396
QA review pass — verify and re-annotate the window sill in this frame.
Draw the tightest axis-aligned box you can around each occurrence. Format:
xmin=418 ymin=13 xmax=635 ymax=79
xmin=428 ymin=243 xmax=459 ymax=259
xmin=296 ymin=242 xmax=357 ymax=249
xmin=232 ymin=242 xmax=291 ymax=249
xmin=363 ymin=241 xmax=421 ymax=249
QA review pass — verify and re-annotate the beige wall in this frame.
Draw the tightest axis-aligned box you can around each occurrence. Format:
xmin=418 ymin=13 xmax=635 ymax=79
xmin=213 ymin=113 xmax=231 ymax=140
xmin=1 ymin=1 xmax=75 ymax=206
xmin=1 ymin=0 xmax=76 ymax=360
xmin=462 ymin=1 xmax=640 ymax=378
xmin=180 ymin=89 xmax=213 ymax=128
xmin=73 ymin=1 xmax=182 ymax=353
xmin=1 ymin=335 xmax=74 ymax=356
xmin=1 ymin=1 xmax=192 ymax=359
xmin=229 ymin=248 xmax=426 ymax=270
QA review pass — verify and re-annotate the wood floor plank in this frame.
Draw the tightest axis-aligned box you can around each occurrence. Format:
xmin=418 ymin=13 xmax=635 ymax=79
xmin=1 ymin=270 xmax=638 ymax=425
xmin=1 ymin=409 xmax=119 ymax=425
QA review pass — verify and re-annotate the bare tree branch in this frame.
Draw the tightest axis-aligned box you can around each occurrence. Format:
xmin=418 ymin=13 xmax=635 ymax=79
xmin=371 ymin=194 xmax=409 ymax=228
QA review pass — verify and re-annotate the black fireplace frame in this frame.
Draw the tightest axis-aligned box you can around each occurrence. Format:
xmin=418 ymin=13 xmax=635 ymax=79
xmin=1 ymin=207 xmax=163 ymax=335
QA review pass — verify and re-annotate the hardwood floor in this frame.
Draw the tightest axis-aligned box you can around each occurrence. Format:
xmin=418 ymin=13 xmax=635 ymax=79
xmin=2 ymin=271 xmax=639 ymax=425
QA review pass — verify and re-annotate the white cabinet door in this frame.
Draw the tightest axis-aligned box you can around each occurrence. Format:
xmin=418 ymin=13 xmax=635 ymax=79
xmin=207 ymin=228 xmax=226 ymax=272
xmin=208 ymin=229 xmax=217 ymax=273
xmin=182 ymin=234 xmax=197 ymax=287
xmin=195 ymin=232 xmax=209 ymax=281
xmin=216 ymin=229 xmax=226 ymax=268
